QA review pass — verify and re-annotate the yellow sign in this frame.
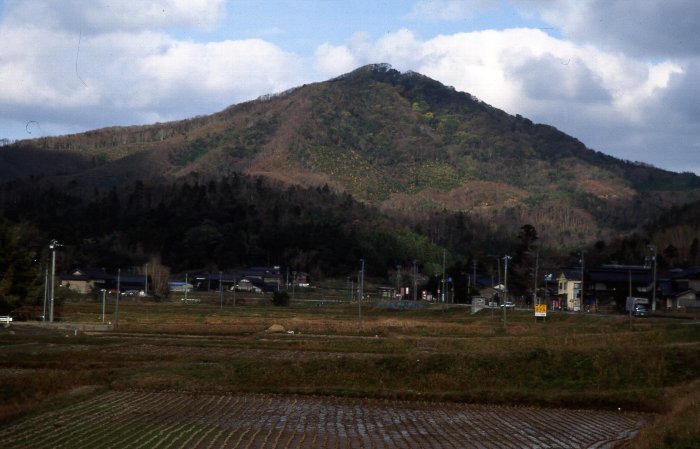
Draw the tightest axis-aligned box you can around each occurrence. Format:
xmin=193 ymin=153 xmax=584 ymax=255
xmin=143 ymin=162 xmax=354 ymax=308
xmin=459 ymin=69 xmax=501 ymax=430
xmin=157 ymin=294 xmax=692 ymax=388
xmin=535 ymin=304 xmax=547 ymax=317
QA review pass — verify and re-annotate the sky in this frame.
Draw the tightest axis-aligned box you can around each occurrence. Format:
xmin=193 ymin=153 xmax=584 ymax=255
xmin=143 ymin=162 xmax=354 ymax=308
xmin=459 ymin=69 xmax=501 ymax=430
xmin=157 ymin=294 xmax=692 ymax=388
xmin=1 ymin=0 xmax=699 ymax=174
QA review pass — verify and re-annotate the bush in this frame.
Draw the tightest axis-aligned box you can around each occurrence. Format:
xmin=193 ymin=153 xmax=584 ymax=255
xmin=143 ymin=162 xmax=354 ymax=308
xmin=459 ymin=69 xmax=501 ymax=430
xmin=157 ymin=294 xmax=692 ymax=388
xmin=271 ymin=291 xmax=290 ymax=307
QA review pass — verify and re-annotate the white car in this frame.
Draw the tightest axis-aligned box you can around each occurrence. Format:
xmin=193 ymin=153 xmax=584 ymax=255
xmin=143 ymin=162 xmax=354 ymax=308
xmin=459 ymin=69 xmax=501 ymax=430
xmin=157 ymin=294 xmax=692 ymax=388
xmin=500 ymin=301 xmax=516 ymax=308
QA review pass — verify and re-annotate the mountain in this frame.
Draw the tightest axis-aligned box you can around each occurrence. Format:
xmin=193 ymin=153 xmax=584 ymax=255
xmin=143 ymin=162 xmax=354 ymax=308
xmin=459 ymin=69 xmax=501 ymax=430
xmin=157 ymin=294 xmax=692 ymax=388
xmin=4 ymin=63 xmax=700 ymax=249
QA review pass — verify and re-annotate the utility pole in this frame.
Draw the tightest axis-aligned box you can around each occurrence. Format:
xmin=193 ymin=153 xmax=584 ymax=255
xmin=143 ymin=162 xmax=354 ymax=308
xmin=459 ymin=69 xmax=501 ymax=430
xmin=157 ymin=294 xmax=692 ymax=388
xmin=580 ymin=250 xmax=585 ymax=312
xmin=396 ymin=265 xmax=402 ymax=300
xmin=43 ymin=267 xmax=48 ymax=322
xmin=503 ymin=255 xmax=512 ymax=330
xmin=115 ymin=269 xmax=121 ymax=329
xmin=101 ymin=289 xmax=106 ymax=323
xmin=144 ymin=263 xmax=148 ymax=295
xmin=442 ymin=249 xmax=447 ymax=304
xmin=629 ymin=269 xmax=633 ymax=329
xmin=648 ymin=245 xmax=657 ymax=312
xmin=48 ymin=239 xmax=61 ymax=323
xmin=219 ymin=271 xmax=223 ymax=309
xmin=490 ymin=255 xmax=502 ymax=290
xmin=184 ymin=273 xmax=188 ymax=302
xmin=533 ymin=251 xmax=539 ymax=305
xmin=359 ymin=259 xmax=364 ymax=327
xmin=412 ymin=259 xmax=418 ymax=302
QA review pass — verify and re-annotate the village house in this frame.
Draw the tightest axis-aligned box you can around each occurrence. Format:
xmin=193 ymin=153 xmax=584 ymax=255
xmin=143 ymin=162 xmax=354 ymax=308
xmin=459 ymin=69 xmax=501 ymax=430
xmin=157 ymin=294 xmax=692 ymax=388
xmin=60 ymin=268 xmax=149 ymax=296
xmin=659 ymin=266 xmax=700 ymax=310
xmin=556 ymin=269 xmax=583 ymax=311
xmin=586 ymin=265 xmax=653 ymax=311
xmin=189 ymin=266 xmax=287 ymax=293
xmin=59 ymin=268 xmax=109 ymax=294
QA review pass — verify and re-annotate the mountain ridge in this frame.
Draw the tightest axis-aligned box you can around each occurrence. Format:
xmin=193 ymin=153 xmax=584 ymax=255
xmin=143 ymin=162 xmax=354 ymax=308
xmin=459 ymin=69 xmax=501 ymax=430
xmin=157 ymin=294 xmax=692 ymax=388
xmin=4 ymin=63 xmax=700 ymax=248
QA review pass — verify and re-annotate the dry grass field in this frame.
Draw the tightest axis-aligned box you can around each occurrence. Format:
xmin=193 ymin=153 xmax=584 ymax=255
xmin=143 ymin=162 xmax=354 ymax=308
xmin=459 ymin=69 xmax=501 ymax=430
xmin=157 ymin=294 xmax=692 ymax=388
xmin=0 ymin=296 xmax=698 ymax=448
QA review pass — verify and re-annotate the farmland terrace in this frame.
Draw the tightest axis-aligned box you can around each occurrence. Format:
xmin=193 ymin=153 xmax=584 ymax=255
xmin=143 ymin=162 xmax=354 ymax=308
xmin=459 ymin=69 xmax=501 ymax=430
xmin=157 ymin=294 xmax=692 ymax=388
xmin=0 ymin=299 xmax=698 ymax=448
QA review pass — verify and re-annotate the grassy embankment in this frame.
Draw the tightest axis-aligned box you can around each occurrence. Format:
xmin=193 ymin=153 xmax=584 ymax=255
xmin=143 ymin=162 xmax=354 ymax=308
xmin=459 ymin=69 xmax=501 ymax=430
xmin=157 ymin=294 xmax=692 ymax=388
xmin=1 ymin=294 xmax=698 ymax=447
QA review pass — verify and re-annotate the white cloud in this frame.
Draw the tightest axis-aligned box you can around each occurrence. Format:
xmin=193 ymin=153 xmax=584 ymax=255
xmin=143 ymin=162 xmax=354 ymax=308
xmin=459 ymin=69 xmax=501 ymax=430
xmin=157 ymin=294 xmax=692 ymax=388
xmin=138 ymin=38 xmax=305 ymax=105
xmin=315 ymin=43 xmax=359 ymax=75
xmin=0 ymin=1 xmax=304 ymax=137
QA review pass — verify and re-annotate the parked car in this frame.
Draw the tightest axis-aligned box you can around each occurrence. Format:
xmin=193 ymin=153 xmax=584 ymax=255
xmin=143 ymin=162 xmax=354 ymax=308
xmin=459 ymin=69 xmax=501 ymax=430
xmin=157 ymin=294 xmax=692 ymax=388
xmin=500 ymin=301 xmax=516 ymax=308
xmin=633 ymin=304 xmax=649 ymax=317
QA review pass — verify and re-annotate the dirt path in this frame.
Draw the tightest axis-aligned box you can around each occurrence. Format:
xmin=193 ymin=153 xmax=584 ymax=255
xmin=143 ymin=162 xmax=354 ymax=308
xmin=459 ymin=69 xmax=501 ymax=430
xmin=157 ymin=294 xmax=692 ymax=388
xmin=0 ymin=390 xmax=647 ymax=448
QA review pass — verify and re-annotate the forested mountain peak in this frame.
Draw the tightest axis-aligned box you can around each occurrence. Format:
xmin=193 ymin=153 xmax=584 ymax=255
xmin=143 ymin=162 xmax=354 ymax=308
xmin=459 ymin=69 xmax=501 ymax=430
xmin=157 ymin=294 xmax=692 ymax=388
xmin=4 ymin=64 xmax=700 ymax=247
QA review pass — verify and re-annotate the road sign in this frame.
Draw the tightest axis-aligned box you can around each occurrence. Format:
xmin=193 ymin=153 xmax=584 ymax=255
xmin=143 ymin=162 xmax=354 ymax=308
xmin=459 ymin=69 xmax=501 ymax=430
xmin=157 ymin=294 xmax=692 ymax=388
xmin=535 ymin=304 xmax=547 ymax=317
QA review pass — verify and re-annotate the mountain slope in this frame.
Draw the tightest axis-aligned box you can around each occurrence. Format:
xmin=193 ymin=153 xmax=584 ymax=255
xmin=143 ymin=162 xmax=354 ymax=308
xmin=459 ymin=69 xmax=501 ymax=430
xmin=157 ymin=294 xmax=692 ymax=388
xmin=5 ymin=64 xmax=700 ymax=247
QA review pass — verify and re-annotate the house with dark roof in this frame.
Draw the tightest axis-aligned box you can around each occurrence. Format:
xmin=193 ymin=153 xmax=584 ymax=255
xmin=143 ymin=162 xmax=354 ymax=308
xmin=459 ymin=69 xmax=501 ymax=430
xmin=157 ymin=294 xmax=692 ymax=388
xmin=193 ymin=273 xmax=240 ymax=291
xmin=60 ymin=268 xmax=110 ymax=294
xmin=659 ymin=266 xmax=700 ymax=310
xmin=190 ymin=267 xmax=284 ymax=293
xmin=586 ymin=265 xmax=653 ymax=311
xmin=60 ymin=268 xmax=149 ymax=295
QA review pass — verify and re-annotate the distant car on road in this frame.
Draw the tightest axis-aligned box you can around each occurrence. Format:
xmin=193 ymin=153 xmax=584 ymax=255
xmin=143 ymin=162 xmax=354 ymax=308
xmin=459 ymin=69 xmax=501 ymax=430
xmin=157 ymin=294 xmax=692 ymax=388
xmin=500 ymin=301 xmax=515 ymax=308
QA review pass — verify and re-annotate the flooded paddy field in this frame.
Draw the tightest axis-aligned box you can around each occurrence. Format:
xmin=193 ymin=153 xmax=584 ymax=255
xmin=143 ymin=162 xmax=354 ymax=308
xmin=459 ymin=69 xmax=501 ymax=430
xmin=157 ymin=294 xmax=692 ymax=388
xmin=0 ymin=390 xmax=647 ymax=448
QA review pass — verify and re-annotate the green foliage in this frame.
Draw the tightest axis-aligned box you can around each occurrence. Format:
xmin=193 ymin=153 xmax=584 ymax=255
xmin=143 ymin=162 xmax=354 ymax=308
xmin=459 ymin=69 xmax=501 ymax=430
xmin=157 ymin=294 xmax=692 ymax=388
xmin=0 ymin=176 xmax=443 ymax=277
xmin=422 ymin=161 xmax=462 ymax=190
xmin=0 ymin=219 xmax=44 ymax=313
xmin=169 ymin=138 xmax=210 ymax=166
xmin=271 ymin=291 xmax=290 ymax=306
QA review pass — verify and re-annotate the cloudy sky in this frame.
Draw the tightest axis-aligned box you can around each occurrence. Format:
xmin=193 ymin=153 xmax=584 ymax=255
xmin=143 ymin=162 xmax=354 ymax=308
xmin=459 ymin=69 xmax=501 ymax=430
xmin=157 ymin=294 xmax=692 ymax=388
xmin=1 ymin=0 xmax=699 ymax=174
